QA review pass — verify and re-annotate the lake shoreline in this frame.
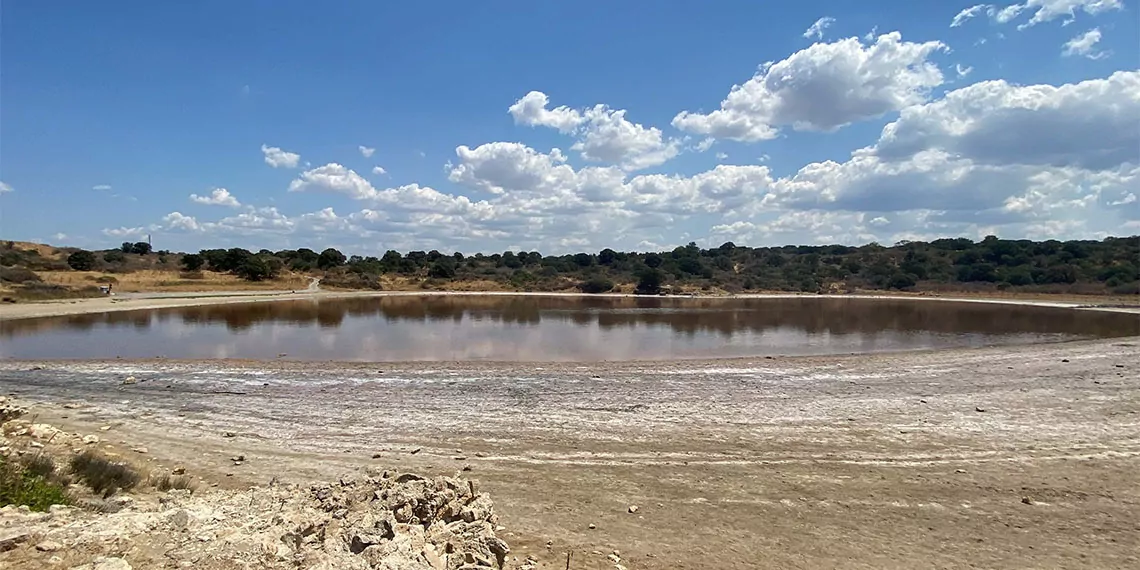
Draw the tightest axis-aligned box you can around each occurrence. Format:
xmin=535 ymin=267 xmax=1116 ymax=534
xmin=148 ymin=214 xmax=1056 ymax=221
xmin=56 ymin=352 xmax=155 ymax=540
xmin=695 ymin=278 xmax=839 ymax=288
xmin=2 ymin=287 xmax=1137 ymax=322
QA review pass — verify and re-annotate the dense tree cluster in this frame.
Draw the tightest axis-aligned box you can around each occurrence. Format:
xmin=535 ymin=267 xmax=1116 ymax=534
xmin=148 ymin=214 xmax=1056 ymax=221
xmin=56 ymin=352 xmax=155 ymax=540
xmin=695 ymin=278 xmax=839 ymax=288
xmin=9 ymin=236 xmax=1139 ymax=295
xmin=183 ymin=236 xmax=1135 ymax=294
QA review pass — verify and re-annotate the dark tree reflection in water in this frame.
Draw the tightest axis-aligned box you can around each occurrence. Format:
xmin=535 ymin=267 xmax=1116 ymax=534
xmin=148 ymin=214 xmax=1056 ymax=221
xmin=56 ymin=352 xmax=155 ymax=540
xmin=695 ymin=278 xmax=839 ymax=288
xmin=1 ymin=296 xmax=1136 ymax=361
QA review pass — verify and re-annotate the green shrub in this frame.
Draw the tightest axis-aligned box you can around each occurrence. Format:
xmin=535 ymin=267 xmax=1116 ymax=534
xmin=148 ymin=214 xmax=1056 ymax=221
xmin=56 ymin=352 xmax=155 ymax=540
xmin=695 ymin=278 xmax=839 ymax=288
xmin=70 ymin=451 xmax=141 ymax=498
xmin=635 ymin=268 xmax=663 ymax=295
xmin=67 ymin=250 xmax=97 ymax=271
xmin=0 ymin=456 xmax=71 ymax=512
xmin=578 ymin=277 xmax=614 ymax=294
xmin=181 ymin=253 xmax=204 ymax=271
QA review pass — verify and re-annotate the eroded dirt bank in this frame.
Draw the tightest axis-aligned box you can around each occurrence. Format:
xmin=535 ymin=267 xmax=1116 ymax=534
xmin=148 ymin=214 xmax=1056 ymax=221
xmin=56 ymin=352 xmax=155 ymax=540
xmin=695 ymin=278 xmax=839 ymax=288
xmin=1 ymin=338 xmax=1138 ymax=569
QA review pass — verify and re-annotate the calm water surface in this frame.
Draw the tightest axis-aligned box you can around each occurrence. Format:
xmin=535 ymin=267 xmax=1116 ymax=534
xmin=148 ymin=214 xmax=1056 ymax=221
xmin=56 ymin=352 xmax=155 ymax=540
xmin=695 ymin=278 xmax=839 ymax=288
xmin=1 ymin=296 xmax=1136 ymax=361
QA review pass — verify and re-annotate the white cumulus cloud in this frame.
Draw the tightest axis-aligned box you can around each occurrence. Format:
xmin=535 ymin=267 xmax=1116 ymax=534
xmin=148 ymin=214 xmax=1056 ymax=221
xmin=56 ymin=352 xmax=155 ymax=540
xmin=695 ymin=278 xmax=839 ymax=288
xmin=873 ymin=70 xmax=1140 ymax=170
xmin=261 ymin=144 xmax=301 ymax=169
xmin=803 ymin=16 xmax=836 ymax=40
xmin=163 ymin=212 xmax=201 ymax=231
xmin=359 ymin=145 xmax=376 ymax=158
xmin=672 ymin=32 xmax=947 ymax=141
xmin=0 ymin=181 xmax=12 ymax=193
xmin=508 ymin=91 xmax=585 ymax=133
xmin=92 ymin=184 xmax=112 ymax=191
xmin=288 ymin=163 xmax=378 ymax=200
xmin=102 ymin=226 xmax=149 ymax=238
xmin=1062 ymin=28 xmax=1109 ymax=59
xmin=508 ymin=91 xmax=680 ymax=170
xmin=372 ymin=166 xmax=388 ymax=176
xmin=189 ymin=188 xmax=242 ymax=208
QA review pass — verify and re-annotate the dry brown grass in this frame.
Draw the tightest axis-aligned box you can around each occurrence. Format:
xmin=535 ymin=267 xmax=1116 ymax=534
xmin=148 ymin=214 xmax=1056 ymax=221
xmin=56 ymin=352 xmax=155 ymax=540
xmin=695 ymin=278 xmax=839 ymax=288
xmin=2 ymin=241 xmax=65 ymax=259
xmin=36 ymin=270 xmax=309 ymax=292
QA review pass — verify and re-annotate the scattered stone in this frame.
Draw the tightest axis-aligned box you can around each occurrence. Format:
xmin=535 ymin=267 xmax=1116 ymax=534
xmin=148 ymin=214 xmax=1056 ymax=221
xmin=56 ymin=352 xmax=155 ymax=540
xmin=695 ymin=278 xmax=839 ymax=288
xmin=955 ymin=469 xmax=967 ymax=474
xmin=121 ymin=376 xmax=137 ymax=385
xmin=36 ymin=540 xmax=63 ymax=552
xmin=588 ymin=523 xmax=597 ymax=530
xmin=461 ymin=464 xmax=472 ymax=472
xmin=975 ymin=407 xmax=986 ymax=413
xmin=30 ymin=441 xmax=44 ymax=448
xmin=607 ymin=553 xmax=621 ymax=563
xmin=627 ymin=505 xmax=639 ymax=514
xmin=231 ymin=455 xmax=245 ymax=462
xmin=372 ymin=453 xmax=384 ymax=459
xmin=222 ymin=432 xmax=236 ymax=438
xmin=131 ymin=447 xmax=148 ymax=454
xmin=171 ymin=466 xmax=186 ymax=475
xmin=73 ymin=557 xmax=134 ymax=570
xmin=0 ymin=528 xmax=30 ymax=552
xmin=1061 ymin=359 xmax=1070 ymax=363
xmin=1021 ymin=496 xmax=1034 ymax=505
xmin=169 ymin=510 xmax=191 ymax=529
xmin=453 ymin=456 xmax=467 ymax=461
xmin=99 ymin=425 xmax=111 ymax=431
xmin=410 ymin=448 xmax=422 ymax=455
xmin=473 ymin=452 xmax=487 ymax=458
xmin=29 ymin=423 xmax=63 ymax=439
xmin=82 ymin=435 xmax=100 ymax=445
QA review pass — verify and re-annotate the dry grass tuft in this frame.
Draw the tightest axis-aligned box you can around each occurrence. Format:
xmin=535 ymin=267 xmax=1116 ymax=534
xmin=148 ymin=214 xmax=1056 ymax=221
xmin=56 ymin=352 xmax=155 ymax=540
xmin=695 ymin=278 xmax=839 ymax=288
xmin=70 ymin=451 xmax=141 ymax=498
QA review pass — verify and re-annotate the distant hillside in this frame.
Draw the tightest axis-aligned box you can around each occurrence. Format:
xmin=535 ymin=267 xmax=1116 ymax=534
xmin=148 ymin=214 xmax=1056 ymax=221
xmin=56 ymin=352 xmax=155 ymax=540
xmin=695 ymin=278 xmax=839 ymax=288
xmin=1 ymin=240 xmax=68 ymax=260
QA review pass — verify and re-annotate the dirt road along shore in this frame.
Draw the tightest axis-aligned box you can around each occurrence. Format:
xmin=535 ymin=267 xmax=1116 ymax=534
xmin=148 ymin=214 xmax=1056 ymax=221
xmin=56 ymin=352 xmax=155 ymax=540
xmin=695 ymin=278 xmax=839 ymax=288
xmin=1 ymin=337 xmax=1137 ymax=569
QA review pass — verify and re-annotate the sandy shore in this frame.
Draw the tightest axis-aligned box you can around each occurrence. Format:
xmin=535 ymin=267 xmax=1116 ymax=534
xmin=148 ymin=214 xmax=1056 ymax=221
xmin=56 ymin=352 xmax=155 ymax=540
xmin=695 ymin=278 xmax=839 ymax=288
xmin=2 ymin=338 xmax=1138 ymax=569
xmin=2 ymin=288 xmax=1137 ymax=321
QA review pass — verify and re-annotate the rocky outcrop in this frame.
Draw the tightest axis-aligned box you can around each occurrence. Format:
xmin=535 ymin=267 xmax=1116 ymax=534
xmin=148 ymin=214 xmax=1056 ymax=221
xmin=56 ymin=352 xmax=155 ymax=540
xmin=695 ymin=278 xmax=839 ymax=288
xmin=0 ymin=469 xmax=522 ymax=570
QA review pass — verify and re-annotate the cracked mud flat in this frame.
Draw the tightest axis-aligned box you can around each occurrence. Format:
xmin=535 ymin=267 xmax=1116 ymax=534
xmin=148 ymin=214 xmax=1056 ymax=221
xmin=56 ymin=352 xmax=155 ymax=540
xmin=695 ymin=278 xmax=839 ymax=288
xmin=1 ymin=337 xmax=1138 ymax=569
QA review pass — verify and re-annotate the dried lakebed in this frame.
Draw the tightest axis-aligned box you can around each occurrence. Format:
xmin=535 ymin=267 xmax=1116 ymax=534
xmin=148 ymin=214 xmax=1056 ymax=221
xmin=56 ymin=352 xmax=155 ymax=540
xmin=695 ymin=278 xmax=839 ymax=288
xmin=2 ymin=337 xmax=1138 ymax=569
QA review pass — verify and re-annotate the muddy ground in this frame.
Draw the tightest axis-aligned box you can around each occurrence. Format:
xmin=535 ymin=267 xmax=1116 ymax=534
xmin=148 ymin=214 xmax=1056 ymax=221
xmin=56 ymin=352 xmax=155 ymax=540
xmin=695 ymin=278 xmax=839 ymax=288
xmin=1 ymin=338 xmax=1138 ymax=569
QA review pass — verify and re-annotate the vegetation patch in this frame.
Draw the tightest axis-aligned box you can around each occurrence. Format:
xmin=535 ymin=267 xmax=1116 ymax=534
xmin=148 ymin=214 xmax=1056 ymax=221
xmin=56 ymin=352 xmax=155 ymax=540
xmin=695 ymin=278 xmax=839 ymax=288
xmin=0 ymin=454 xmax=72 ymax=512
xmin=0 ymin=266 xmax=42 ymax=284
xmin=70 ymin=451 xmax=141 ymax=498
xmin=150 ymin=473 xmax=197 ymax=493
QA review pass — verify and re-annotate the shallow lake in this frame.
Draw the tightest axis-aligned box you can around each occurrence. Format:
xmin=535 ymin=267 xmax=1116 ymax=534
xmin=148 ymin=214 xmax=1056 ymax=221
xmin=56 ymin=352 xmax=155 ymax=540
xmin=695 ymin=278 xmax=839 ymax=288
xmin=2 ymin=296 xmax=1136 ymax=361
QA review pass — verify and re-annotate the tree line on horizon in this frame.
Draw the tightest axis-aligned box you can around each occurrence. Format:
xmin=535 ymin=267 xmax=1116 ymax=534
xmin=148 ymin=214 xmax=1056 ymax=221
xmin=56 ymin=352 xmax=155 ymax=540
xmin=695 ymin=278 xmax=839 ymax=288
xmin=34 ymin=235 xmax=1139 ymax=296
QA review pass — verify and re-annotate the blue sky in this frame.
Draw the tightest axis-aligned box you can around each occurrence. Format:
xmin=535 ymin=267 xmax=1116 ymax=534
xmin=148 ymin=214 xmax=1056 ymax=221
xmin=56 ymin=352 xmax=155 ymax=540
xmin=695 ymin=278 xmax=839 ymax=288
xmin=1 ymin=1 xmax=1137 ymax=255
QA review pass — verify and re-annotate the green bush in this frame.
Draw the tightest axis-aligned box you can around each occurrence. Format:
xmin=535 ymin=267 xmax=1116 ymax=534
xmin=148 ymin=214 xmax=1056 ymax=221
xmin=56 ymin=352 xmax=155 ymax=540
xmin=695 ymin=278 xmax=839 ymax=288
xmin=0 ymin=456 xmax=71 ymax=512
xmin=181 ymin=253 xmax=204 ymax=271
xmin=578 ymin=277 xmax=614 ymax=294
xmin=67 ymin=250 xmax=97 ymax=271
xmin=635 ymin=268 xmax=663 ymax=295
